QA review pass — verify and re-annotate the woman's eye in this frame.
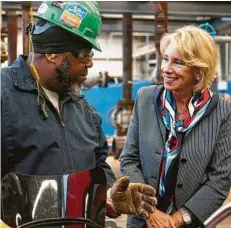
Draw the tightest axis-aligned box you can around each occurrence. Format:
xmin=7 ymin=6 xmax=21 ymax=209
xmin=162 ymin=57 xmax=168 ymax=62
xmin=175 ymin=60 xmax=185 ymax=65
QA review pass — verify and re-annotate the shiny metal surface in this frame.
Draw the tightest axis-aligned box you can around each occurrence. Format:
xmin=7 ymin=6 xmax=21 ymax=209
xmin=204 ymin=202 xmax=231 ymax=228
xmin=1 ymin=168 xmax=107 ymax=228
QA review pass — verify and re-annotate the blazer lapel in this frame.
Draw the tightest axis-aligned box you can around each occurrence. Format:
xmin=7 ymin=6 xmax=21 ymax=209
xmin=153 ymin=85 xmax=166 ymax=144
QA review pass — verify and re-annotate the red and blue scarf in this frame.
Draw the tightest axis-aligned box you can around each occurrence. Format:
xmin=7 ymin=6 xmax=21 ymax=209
xmin=158 ymin=88 xmax=213 ymax=214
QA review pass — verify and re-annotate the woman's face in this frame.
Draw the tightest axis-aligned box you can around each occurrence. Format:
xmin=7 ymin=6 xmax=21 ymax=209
xmin=161 ymin=43 xmax=197 ymax=94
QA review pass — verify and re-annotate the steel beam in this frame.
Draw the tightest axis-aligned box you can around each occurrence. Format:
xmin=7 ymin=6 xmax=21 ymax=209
xmin=98 ymin=2 xmax=231 ymax=17
xmin=101 ymin=19 xmax=194 ymax=33
xmin=2 ymin=1 xmax=231 ymax=17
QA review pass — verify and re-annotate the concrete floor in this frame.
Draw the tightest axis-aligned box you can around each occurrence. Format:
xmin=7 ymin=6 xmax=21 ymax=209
xmin=106 ymin=156 xmax=231 ymax=228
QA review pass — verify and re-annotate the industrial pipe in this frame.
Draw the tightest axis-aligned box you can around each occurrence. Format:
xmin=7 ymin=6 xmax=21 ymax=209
xmin=123 ymin=13 xmax=133 ymax=101
xmin=215 ymin=36 xmax=231 ymax=43
xmin=151 ymin=1 xmax=168 ymax=85
xmin=111 ymin=13 xmax=135 ymax=158
xmin=7 ymin=10 xmax=18 ymax=64
xmin=21 ymin=1 xmax=31 ymax=55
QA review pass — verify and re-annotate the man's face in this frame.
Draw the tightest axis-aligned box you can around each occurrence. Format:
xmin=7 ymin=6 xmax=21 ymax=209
xmin=55 ymin=49 xmax=93 ymax=93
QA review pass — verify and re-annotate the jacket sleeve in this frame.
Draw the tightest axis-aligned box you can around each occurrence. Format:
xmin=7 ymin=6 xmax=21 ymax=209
xmin=184 ymin=108 xmax=231 ymax=223
xmin=119 ymin=89 xmax=145 ymax=183
xmin=90 ymin=107 xmax=116 ymax=187
xmin=94 ymin=126 xmax=116 ymax=187
xmin=1 ymin=89 xmax=12 ymax=178
xmin=83 ymin=99 xmax=116 ymax=186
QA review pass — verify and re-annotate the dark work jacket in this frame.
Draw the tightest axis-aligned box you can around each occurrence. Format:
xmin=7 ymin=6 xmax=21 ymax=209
xmin=1 ymin=55 xmax=116 ymax=185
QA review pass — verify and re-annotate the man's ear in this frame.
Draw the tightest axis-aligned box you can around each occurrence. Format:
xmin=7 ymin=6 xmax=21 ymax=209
xmin=45 ymin=54 xmax=57 ymax=64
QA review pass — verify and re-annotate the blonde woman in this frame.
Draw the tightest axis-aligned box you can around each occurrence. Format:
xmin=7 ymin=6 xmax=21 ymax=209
xmin=120 ymin=25 xmax=231 ymax=228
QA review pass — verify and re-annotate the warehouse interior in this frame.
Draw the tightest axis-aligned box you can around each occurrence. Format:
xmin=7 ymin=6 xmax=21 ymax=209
xmin=1 ymin=1 xmax=231 ymax=228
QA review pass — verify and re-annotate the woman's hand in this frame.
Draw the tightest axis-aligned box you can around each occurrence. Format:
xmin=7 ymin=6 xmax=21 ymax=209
xmin=146 ymin=209 xmax=177 ymax=228
xmin=171 ymin=211 xmax=184 ymax=228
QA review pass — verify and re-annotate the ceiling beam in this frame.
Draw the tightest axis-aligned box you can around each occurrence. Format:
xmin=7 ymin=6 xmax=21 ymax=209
xmin=2 ymin=1 xmax=231 ymax=17
xmin=99 ymin=2 xmax=231 ymax=17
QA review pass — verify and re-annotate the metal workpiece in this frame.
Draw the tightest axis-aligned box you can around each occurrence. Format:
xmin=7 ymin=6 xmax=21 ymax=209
xmin=1 ymin=168 xmax=107 ymax=228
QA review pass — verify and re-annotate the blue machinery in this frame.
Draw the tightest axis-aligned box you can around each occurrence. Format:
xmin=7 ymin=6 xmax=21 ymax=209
xmin=83 ymin=80 xmax=150 ymax=136
xmin=83 ymin=79 xmax=231 ymax=138
xmin=217 ymin=81 xmax=231 ymax=95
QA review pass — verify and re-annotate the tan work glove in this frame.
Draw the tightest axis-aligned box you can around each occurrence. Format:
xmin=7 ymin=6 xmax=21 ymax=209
xmin=109 ymin=176 xmax=157 ymax=219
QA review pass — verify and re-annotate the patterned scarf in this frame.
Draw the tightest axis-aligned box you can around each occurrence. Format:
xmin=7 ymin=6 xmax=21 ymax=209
xmin=158 ymin=88 xmax=213 ymax=214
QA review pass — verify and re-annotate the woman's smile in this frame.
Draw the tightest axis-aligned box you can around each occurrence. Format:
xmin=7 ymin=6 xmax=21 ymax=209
xmin=164 ymin=75 xmax=180 ymax=84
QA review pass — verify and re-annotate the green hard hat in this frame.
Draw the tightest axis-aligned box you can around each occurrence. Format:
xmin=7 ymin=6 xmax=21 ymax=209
xmin=35 ymin=1 xmax=102 ymax=51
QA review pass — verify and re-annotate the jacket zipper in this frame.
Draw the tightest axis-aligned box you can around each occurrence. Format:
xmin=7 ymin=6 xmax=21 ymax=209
xmin=39 ymin=90 xmax=74 ymax=171
xmin=39 ymin=90 xmax=66 ymax=127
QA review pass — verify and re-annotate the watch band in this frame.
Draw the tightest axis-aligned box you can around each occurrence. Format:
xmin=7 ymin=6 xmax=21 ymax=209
xmin=179 ymin=207 xmax=192 ymax=225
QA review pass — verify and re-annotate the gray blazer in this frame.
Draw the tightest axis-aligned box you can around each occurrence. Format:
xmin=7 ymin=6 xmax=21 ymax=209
xmin=120 ymin=85 xmax=231 ymax=227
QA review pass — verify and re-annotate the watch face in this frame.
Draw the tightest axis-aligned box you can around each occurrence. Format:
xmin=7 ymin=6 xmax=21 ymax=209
xmin=180 ymin=208 xmax=192 ymax=224
xmin=184 ymin=214 xmax=191 ymax=223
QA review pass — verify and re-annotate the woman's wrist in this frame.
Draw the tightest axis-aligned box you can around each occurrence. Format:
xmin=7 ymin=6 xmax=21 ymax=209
xmin=171 ymin=210 xmax=185 ymax=227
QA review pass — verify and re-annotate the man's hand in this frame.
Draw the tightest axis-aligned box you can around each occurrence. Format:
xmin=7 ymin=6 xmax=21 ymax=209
xmin=109 ymin=176 xmax=157 ymax=218
xmin=146 ymin=209 xmax=176 ymax=228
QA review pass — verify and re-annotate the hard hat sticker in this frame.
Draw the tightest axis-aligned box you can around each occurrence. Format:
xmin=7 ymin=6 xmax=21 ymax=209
xmin=38 ymin=3 xmax=48 ymax=14
xmin=52 ymin=1 xmax=66 ymax=9
xmin=60 ymin=3 xmax=88 ymax=30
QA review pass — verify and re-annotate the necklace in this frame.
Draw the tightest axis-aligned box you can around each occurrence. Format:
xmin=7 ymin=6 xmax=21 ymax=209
xmin=176 ymin=108 xmax=187 ymax=121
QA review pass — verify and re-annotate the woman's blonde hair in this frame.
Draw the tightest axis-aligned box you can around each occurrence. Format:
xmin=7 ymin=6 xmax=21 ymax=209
xmin=160 ymin=25 xmax=218 ymax=92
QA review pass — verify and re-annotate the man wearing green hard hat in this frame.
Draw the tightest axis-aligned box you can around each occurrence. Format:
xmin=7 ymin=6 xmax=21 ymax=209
xmin=1 ymin=0 xmax=157 ymax=223
xmin=35 ymin=1 xmax=102 ymax=51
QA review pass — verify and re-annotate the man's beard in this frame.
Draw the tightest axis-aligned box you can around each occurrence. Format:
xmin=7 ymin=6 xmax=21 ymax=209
xmin=55 ymin=55 xmax=80 ymax=95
